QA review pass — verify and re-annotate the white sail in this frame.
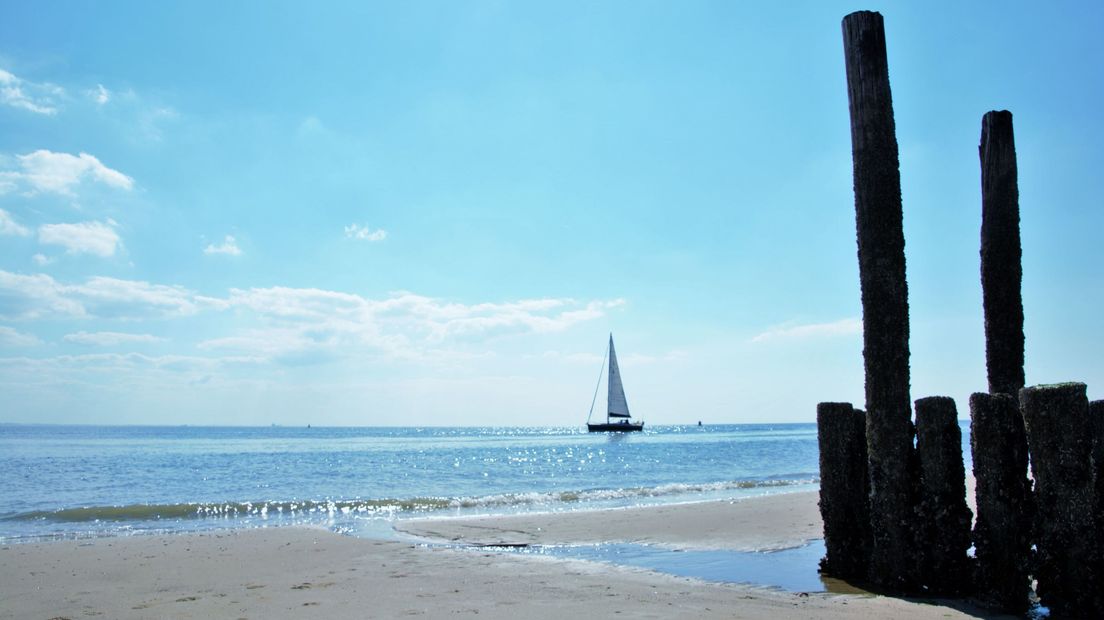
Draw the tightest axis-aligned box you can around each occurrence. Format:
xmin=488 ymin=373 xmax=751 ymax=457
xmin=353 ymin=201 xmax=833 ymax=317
xmin=607 ymin=335 xmax=631 ymax=418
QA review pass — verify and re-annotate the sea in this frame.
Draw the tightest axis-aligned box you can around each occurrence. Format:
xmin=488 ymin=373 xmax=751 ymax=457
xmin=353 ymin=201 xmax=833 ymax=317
xmin=0 ymin=423 xmax=973 ymax=591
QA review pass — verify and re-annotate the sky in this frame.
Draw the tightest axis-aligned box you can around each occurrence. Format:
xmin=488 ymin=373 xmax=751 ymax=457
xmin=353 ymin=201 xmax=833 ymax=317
xmin=0 ymin=1 xmax=1102 ymax=426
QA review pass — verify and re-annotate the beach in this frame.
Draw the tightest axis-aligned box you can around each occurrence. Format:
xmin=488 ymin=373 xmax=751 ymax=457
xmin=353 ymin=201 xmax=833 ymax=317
xmin=1 ymin=491 xmax=1011 ymax=620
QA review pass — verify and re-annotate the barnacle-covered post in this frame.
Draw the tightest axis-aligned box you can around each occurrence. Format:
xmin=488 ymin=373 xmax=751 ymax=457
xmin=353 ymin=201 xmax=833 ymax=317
xmin=841 ymin=10 xmax=915 ymax=590
xmin=913 ymin=396 xmax=971 ymax=594
xmin=979 ymin=111 xmax=1025 ymax=399
xmin=816 ymin=402 xmax=870 ymax=579
xmin=968 ymin=392 xmax=1032 ymax=613
xmin=1092 ymin=400 xmax=1104 ymax=527
xmin=1020 ymin=383 xmax=1103 ymax=617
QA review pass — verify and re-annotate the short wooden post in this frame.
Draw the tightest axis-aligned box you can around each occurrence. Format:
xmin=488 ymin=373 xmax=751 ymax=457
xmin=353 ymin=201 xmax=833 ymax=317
xmin=969 ymin=393 xmax=1032 ymax=613
xmin=816 ymin=402 xmax=870 ymax=579
xmin=1092 ymin=400 xmax=1104 ymax=529
xmin=1020 ymin=383 xmax=1103 ymax=616
xmin=842 ymin=10 xmax=915 ymax=590
xmin=913 ymin=397 xmax=972 ymax=594
xmin=979 ymin=111 xmax=1025 ymax=398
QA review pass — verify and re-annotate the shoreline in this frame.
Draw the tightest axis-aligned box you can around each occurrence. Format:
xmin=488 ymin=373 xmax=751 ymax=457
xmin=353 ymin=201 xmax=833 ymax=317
xmin=1 ymin=490 xmax=1012 ymax=619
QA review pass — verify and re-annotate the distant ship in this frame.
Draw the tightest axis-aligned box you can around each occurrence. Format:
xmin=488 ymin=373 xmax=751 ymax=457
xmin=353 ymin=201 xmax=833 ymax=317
xmin=586 ymin=334 xmax=644 ymax=432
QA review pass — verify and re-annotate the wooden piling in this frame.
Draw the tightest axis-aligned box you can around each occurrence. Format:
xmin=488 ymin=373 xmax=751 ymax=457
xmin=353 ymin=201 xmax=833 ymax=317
xmin=1092 ymin=400 xmax=1104 ymax=530
xmin=841 ymin=10 xmax=915 ymax=590
xmin=914 ymin=397 xmax=971 ymax=594
xmin=1020 ymin=383 xmax=1103 ymax=617
xmin=816 ymin=402 xmax=870 ymax=579
xmin=979 ymin=111 xmax=1025 ymax=399
xmin=968 ymin=392 xmax=1032 ymax=613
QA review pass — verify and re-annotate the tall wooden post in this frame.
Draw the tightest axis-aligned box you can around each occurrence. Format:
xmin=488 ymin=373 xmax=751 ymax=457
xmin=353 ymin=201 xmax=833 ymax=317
xmin=816 ymin=402 xmax=870 ymax=579
xmin=1020 ymin=383 xmax=1103 ymax=616
xmin=969 ymin=392 xmax=1032 ymax=613
xmin=842 ymin=10 xmax=915 ymax=590
xmin=979 ymin=111 xmax=1025 ymax=398
xmin=914 ymin=397 xmax=972 ymax=594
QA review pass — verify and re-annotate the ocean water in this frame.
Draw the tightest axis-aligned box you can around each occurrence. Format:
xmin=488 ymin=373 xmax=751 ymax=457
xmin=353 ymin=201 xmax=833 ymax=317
xmin=0 ymin=424 xmax=822 ymax=543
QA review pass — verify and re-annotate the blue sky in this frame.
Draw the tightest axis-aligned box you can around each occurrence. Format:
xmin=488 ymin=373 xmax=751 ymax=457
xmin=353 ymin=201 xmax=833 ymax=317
xmin=0 ymin=1 xmax=1101 ymax=426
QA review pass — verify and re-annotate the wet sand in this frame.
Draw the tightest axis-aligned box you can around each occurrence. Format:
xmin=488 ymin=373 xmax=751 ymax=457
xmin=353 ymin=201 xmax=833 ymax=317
xmin=0 ymin=490 xmax=1012 ymax=619
xmin=395 ymin=491 xmax=824 ymax=551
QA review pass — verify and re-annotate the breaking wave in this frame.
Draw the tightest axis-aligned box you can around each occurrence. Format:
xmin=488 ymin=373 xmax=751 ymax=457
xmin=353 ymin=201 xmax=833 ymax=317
xmin=4 ymin=477 xmax=817 ymax=524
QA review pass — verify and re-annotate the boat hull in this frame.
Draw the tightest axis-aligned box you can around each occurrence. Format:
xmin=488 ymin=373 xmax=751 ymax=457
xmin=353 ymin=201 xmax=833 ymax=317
xmin=587 ymin=422 xmax=644 ymax=433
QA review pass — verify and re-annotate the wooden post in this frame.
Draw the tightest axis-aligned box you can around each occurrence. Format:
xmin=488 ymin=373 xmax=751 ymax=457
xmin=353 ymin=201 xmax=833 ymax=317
xmin=816 ymin=402 xmax=870 ymax=579
xmin=1020 ymin=383 xmax=1103 ymax=616
xmin=1092 ymin=400 xmax=1104 ymax=530
xmin=913 ymin=397 xmax=971 ymax=594
xmin=968 ymin=393 xmax=1032 ymax=613
xmin=979 ymin=111 xmax=1025 ymax=398
xmin=841 ymin=10 xmax=915 ymax=590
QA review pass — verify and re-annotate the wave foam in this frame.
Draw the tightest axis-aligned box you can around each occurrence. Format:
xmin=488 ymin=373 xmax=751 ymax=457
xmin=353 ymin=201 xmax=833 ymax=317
xmin=5 ymin=477 xmax=818 ymax=524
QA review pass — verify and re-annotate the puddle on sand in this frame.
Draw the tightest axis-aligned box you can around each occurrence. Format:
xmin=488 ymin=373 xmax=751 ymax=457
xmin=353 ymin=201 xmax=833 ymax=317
xmin=502 ymin=539 xmax=865 ymax=594
xmin=486 ymin=541 xmax=1049 ymax=615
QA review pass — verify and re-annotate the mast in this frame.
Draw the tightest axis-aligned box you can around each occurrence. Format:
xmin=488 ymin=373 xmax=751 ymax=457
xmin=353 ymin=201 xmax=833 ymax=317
xmin=607 ymin=334 xmax=631 ymax=420
xmin=586 ymin=341 xmax=609 ymax=425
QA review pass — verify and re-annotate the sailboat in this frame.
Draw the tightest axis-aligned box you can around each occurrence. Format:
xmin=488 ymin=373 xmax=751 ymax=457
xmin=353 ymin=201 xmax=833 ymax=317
xmin=586 ymin=334 xmax=644 ymax=432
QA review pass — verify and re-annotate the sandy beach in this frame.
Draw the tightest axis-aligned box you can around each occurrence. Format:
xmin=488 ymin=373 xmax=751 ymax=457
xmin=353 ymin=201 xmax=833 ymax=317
xmin=1 ymin=491 xmax=1013 ymax=619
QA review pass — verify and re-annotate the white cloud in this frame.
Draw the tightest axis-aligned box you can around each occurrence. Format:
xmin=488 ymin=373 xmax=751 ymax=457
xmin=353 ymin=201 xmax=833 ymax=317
xmin=0 ymin=68 xmax=61 ymax=115
xmin=197 ymin=327 xmax=344 ymax=366
xmin=38 ymin=220 xmax=120 ymax=257
xmin=0 ymin=269 xmax=621 ymax=363
xmin=225 ymin=286 xmax=365 ymax=320
xmin=0 ymin=270 xmax=87 ymax=319
xmin=7 ymin=150 xmax=133 ymax=195
xmin=198 ymin=328 xmax=314 ymax=355
xmin=0 ymin=325 xmax=41 ymax=347
xmin=203 ymin=235 xmax=242 ymax=256
xmin=538 ymin=350 xmax=604 ymax=365
xmin=344 ymin=223 xmax=387 ymax=242
xmin=0 ymin=270 xmax=199 ymax=320
xmin=749 ymin=318 xmax=862 ymax=343
xmin=622 ymin=350 xmax=689 ymax=366
xmin=223 ymin=288 xmax=619 ymax=341
xmin=213 ymin=288 xmax=625 ymax=362
xmin=32 ymin=253 xmax=53 ymax=266
xmin=74 ymin=276 xmax=200 ymax=317
xmin=89 ymin=84 xmax=110 ymax=105
xmin=0 ymin=208 xmax=30 ymax=236
xmin=0 ymin=352 xmax=260 ymax=378
xmin=420 ymin=297 xmax=624 ymax=340
xmin=537 ymin=347 xmax=686 ymax=367
xmin=63 ymin=331 xmax=164 ymax=346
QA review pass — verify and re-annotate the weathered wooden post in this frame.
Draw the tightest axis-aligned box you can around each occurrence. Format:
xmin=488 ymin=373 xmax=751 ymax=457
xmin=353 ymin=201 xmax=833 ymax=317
xmin=1092 ymin=400 xmax=1104 ymax=527
xmin=1020 ymin=383 xmax=1103 ymax=617
xmin=816 ymin=402 xmax=870 ymax=579
xmin=841 ymin=10 xmax=915 ymax=590
xmin=913 ymin=397 xmax=971 ymax=594
xmin=968 ymin=392 xmax=1032 ymax=613
xmin=970 ymin=110 xmax=1033 ymax=613
xmin=979 ymin=111 xmax=1025 ymax=399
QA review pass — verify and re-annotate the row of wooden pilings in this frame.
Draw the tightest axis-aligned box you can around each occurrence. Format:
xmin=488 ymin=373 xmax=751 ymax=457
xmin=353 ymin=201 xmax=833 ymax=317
xmin=817 ymin=11 xmax=1104 ymax=618
xmin=820 ymin=389 xmax=1104 ymax=616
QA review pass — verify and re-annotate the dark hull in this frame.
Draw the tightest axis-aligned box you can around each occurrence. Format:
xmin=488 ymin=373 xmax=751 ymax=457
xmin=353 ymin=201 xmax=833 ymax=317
xmin=587 ymin=422 xmax=644 ymax=433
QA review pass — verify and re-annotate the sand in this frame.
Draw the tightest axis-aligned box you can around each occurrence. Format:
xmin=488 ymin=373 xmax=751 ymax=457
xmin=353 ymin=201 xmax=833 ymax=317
xmin=0 ymin=492 xmax=1012 ymax=619
xmin=395 ymin=491 xmax=824 ymax=551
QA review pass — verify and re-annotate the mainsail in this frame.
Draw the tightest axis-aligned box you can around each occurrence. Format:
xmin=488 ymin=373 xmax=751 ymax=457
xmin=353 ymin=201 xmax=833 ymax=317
xmin=607 ymin=334 xmax=631 ymax=418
